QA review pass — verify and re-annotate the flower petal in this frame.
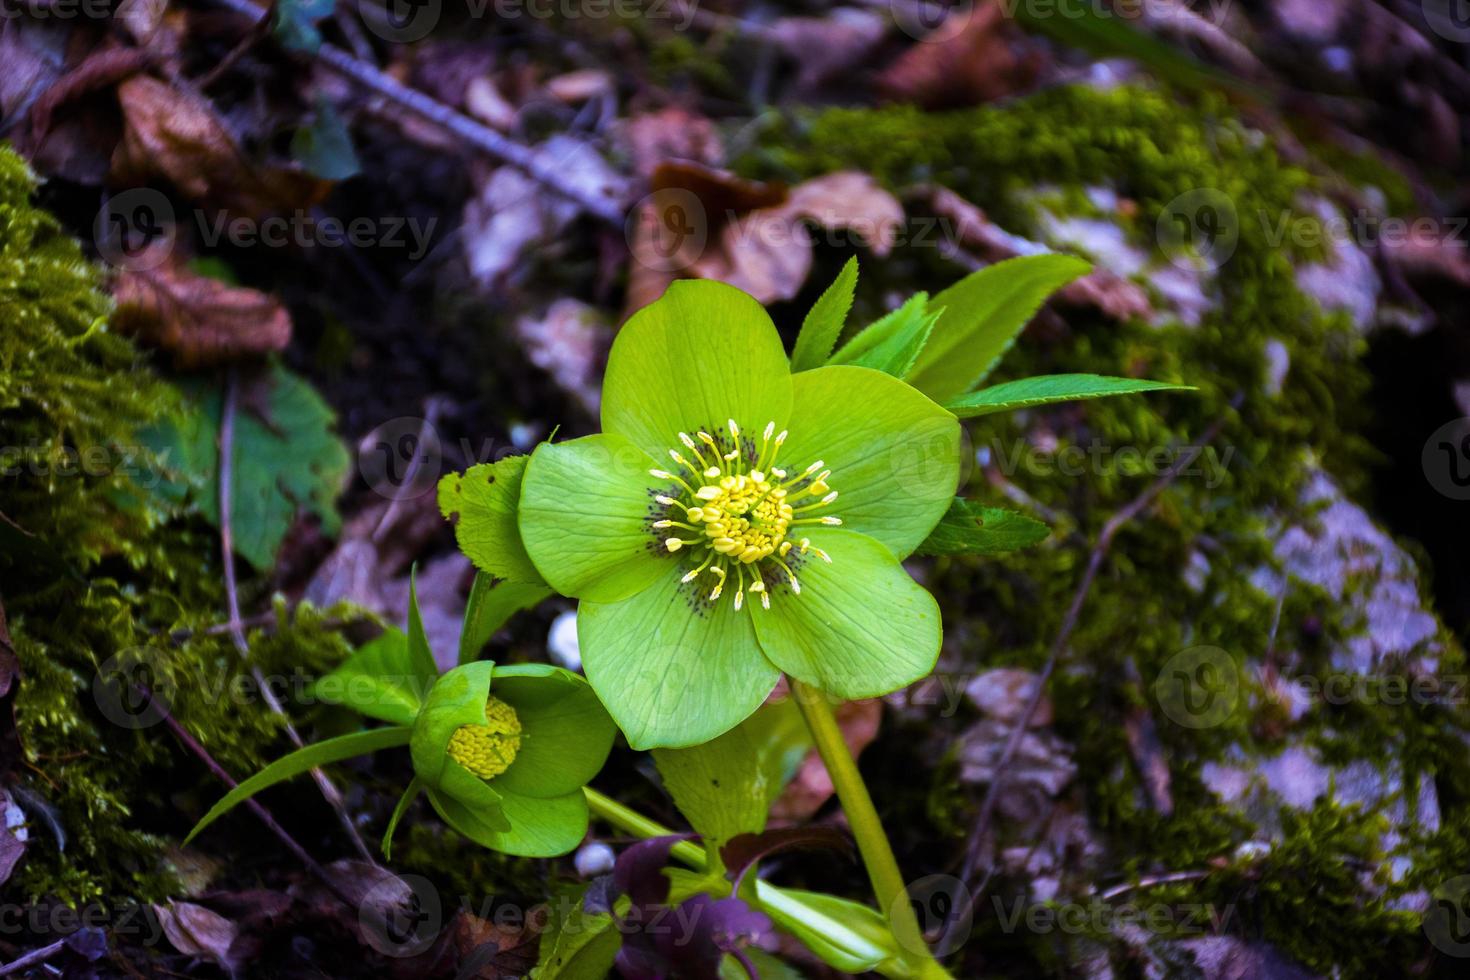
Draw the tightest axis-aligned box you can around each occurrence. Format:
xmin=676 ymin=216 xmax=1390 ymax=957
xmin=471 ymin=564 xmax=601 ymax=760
xmin=427 ymin=785 xmax=588 ymax=857
xmin=751 ymin=528 xmax=941 ymax=698
xmin=410 ymin=662 xmax=494 ymax=789
xmin=578 ymin=564 xmax=781 ymax=750
xmin=777 ymin=365 xmax=959 ymax=559
xmin=519 ymin=433 xmax=672 ymax=603
xmin=601 ymin=280 xmax=793 ymax=461
xmin=490 ymin=664 xmax=616 ymax=799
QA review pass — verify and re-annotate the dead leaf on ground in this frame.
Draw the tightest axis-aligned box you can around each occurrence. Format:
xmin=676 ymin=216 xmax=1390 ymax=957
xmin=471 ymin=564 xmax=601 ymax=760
xmin=111 ymin=255 xmax=292 ymax=368
xmin=769 ymin=697 xmax=882 ymax=823
xmin=112 ymin=75 xmax=329 ymax=217
xmin=515 ymin=299 xmax=610 ymax=414
xmin=927 ymin=184 xmax=1153 ymax=320
xmin=449 ymin=908 xmax=541 ymax=979
xmin=767 ymin=9 xmax=888 ymax=94
xmin=156 ymin=901 xmax=241 ymax=970
xmin=629 ymin=166 xmax=903 ymax=309
xmin=877 ymin=2 xmax=1044 ymax=108
xmin=1380 ymin=224 xmax=1470 ymax=287
xmin=619 ymin=107 xmax=725 ymax=178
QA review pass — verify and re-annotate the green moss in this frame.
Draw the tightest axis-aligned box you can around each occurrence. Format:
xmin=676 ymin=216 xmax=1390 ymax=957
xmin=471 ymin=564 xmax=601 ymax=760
xmin=742 ymin=85 xmax=1464 ymax=972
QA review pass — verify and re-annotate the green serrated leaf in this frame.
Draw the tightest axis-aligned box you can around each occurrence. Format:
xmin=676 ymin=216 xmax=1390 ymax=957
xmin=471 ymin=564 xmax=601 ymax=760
xmin=791 ymin=256 xmax=858 ymax=371
xmin=531 ymin=884 xmax=621 ymax=979
xmin=460 ymin=572 xmax=553 ymax=665
xmin=945 ymin=373 xmax=1194 ymax=418
xmin=907 ymin=254 xmax=1093 ymax=402
xmin=916 ymin=499 xmax=1050 ymax=557
xmin=186 ymin=726 xmax=412 ymax=843
xmin=291 ymin=98 xmax=360 ymax=180
xmin=439 ymin=456 xmax=548 ymax=586
xmin=829 ymin=293 xmax=939 ymax=380
xmin=138 ymin=361 xmax=349 ymax=570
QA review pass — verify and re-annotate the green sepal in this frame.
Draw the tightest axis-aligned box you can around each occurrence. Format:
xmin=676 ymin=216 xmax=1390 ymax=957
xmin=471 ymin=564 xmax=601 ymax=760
xmin=944 ymin=373 xmax=1194 ymax=418
xmin=489 ymin=664 xmax=617 ymax=800
xmin=409 ymin=661 xmax=494 ymax=791
xmin=439 ymin=455 xmax=548 ymax=586
xmin=460 ymin=572 xmax=553 ymax=665
xmin=185 ymin=726 xmax=412 ymax=843
xmin=314 ymin=627 xmax=428 ymax=727
xmin=381 ymin=776 xmax=423 ymax=860
xmin=915 ymin=499 xmax=1050 ymax=557
xmin=427 ymin=783 xmax=590 ymax=857
xmin=791 ymin=256 xmax=858 ymax=372
xmin=907 ymin=254 xmax=1093 ymax=401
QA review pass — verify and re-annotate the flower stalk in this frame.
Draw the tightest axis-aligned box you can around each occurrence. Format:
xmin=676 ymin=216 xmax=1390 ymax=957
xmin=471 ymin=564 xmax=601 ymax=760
xmin=789 ymin=679 xmax=953 ymax=980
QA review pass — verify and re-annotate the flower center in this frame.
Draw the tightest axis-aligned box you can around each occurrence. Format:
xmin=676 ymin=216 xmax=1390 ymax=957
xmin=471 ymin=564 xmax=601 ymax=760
xmin=650 ymin=420 xmax=840 ymax=610
xmin=447 ymin=697 xmax=522 ymax=780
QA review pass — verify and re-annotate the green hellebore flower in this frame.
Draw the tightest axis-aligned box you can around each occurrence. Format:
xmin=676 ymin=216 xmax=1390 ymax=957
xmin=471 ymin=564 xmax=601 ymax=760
xmin=517 ymin=280 xmax=962 ymax=749
xmin=410 ymin=660 xmax=616 ymax=857
xmin=186 ymin=598 xmax=617 ymax=859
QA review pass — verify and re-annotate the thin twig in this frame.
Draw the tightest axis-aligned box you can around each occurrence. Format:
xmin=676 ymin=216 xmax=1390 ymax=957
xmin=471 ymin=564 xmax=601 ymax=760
xmin=154 ymin=689 xmax=363 ymax=908
xmin=202 ymin=0 xmax=627 ymax=223
xmin=941 ymin=404 xmax=1237 ymax=950
xmin=1098 ymin=870 xmax=1211 ymax=902
xmin=218 ymin=368 xmax=376 ymax=863
xmin=0 ymin=938 xmax=64 ymax=977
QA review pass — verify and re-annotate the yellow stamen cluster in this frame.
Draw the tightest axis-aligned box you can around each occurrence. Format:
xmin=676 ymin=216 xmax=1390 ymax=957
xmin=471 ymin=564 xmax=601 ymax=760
xmin=446 ymin=697 xmax=522 ymax=780
xmin=652 ymin=420 xmax=839 ymax=610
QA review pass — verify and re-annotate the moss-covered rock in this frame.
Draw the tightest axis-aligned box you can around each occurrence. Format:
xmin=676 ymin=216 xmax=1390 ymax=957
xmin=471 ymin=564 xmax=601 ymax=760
xmin=743 ymin=84 xmax=1464 ymax=975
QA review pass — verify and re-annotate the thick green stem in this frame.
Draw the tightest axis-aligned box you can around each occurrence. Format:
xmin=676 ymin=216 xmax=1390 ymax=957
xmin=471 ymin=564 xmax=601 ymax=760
xmin=788 ymin=679 xmax=950 ymax=978
xmin=583 ymin=786 xmax=920 ymax=978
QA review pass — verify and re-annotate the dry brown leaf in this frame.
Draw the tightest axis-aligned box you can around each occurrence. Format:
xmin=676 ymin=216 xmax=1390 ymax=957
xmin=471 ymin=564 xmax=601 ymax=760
xmin=620 ymin=107 xmax=725 ymax=177
xmin=630 ymin=166 xmax=903 ymax=308
xmin=111 ymin=255 xmax=291 ymax=368
xmin=927 ymin=184 xmax=1152 ymax=320
xmin=449 ymin=908 xmax=541 ymax=979
xmin=877 ymin=2 xmax=1044 ymax=108
xmin=156 ymin=902 xmax=240 ymax=969
xmin=545 ymin=69 xmax=613 ymax=103
xmin=1382 ymin=224 xmax=1470 ymax=287
xmin=767 ymin=9 xmax=888 ymax=93
xmin=769 ymin=698 xmax=882 ymax=823
xmin=111 ymin=75 xmax=328 ymax=217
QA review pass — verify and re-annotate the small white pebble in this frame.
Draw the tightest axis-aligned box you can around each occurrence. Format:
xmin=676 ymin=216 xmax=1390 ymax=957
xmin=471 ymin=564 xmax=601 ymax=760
xmin=575 ymin=841 xmax=616 ymax=878
xmin=547 ymin=610 xmax=581 ymax=671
